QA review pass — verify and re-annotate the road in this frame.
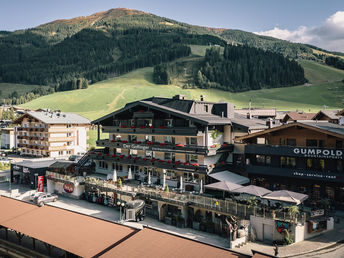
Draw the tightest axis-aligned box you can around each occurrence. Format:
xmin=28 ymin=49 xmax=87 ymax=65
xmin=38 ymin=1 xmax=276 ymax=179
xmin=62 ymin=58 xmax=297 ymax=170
xmin=291 ymin=242 xmax=344 ymax=258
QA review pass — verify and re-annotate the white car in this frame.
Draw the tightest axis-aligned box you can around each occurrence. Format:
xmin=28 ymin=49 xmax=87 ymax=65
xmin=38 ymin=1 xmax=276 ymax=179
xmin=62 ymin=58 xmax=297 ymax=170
xmin=29 ymin=192 xmax=45 ymax=201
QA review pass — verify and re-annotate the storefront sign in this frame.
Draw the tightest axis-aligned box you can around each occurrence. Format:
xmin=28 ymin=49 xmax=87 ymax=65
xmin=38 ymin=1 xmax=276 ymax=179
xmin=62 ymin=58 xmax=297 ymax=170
xmin=123 ymin=144 xmax=149 ymax=150
xmin=310 ymin=209 xmax=324 ymax=218
xmin=63 ymin=183 xmax=74 ymax=193
xmin=293 ymin=171 xmax=337 ymax=180
xmin=37 ymin=176 xmax=44 ymax=192
xmin=293 ymin=148 xmax=343 ymax=159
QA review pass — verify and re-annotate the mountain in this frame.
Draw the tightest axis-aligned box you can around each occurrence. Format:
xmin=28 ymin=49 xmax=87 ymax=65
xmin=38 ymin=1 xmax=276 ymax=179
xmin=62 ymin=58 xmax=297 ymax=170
xmin=0 ymin=8 xmax=341 ymax=98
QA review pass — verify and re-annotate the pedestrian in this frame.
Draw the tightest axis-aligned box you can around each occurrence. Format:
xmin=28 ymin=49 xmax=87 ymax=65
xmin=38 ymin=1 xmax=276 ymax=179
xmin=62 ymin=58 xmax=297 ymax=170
xmin=274 ymin=243 xmax=279 ymax=257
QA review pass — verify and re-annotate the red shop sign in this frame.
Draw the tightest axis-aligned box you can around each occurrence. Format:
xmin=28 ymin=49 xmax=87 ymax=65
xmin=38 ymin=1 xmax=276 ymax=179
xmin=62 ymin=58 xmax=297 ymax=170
xmin=63 ymin=183 xmax=74 ymax=193
xmin=37 ymin=176 xmax=44 ymax=192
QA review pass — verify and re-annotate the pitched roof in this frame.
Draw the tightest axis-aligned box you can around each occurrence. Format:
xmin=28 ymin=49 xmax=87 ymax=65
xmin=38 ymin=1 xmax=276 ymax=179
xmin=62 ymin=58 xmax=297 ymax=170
xmin=93 ymin=99 xmax=232 ymax=125
xmin=283 ymin=112 xmax=316 ymax=121
xmin=235 ymin=121 xmax=344 ymax=141
xmin=14 ymin=111 xmax=90 ymax=125
xmin=231 ymin=113 xmax=268 ymax=130
xmin=313 ymin=110 xmax=340 ymax=120
xmin=262 ymin=190 xmax=308 ymax=205
xmin=235 ymin=108 xmax=276 ymax=117
xmin=100 ymin=228 xmax=245 ymax=258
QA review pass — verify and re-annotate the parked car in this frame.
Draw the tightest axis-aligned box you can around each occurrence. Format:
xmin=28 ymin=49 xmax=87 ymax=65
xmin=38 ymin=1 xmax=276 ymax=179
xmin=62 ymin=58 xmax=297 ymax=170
xmin=29 ymin=192 xmax=45 ymax=201
xmin=33 ymin=193 xmax=58 ymax=207
xmin=69 ymin=155 xmax=82 ymax=162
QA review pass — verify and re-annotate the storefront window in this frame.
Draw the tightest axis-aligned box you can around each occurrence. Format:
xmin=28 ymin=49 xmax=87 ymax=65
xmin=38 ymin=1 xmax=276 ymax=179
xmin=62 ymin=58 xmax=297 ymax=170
xmin=186 ymin=154 xmax=198 ymax=163
xmin=266 ymin=156 xmax=271 ymax=165
xmin=256 ymin=155 xmax=265 ymax=165
xmin=325 ymin=186 xmax=335 ymax=200
xmin=337 ymin=160 xmax=343 ymax=172
xmin=281 ymin=157 xmax=296 ymax=168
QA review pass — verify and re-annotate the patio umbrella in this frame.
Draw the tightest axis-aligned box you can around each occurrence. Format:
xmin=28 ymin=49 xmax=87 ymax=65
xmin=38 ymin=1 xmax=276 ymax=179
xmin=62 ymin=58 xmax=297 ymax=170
xmin=232 ymin=185 xmax=272 ymax=197
xmin=262 ymin=190 xmax=308 ymax=205
xmin=205 ymin=181 xmax=242 ymax=192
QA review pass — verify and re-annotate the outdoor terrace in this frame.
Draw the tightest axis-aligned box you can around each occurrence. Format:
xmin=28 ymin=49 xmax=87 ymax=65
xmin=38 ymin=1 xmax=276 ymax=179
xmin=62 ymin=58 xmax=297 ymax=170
xmin=102 ymin=125 xmax=201 ymax=136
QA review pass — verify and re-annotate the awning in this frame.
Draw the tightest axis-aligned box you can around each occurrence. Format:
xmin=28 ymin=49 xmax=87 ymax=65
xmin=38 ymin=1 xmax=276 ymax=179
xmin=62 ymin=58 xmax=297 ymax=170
xmin=262 ymin=190 xmax=308 ymax=205
xmin=205 ymin=181 xmax=242 ymax=192
xmin=209 ymin=170 xmax=249 ymax=185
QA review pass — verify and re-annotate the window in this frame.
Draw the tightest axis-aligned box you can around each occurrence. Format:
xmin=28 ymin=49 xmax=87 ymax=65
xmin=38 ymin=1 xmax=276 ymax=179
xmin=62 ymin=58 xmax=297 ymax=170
xmin=145 ymin=150 xmax=152 ymax=158
xmin=186 ymin=154 xmax=198 ymax=163
xmin=186 ymin=137 xmax=197 ymax=146
xmin=130 ymin=149 xmax=138 ymax=155
xmin=337 ymin=160 xmax=343 ymax=172
xmin=336 ymin=140 xmax=343 ymax=149
xmin=266 ymin=156 xmax=271 ymax=165
xmin=204 ymin=105 xmax=208 ymax=112
xmin=128 ymin=135 xmax=137 ymax=142
xmin=164 ymin=136 xmax=175 ymax=144
xmin=286 ymin=139 xmax=296 ymax=146
xmin=166 ymin=170 xmax=177 ymax=180
xmin=256 ymin=155 xmax=265 ymax=165
xmin=164 ymin=152 xmax=171 ymax=160
xmin=164 ymin=119 xmax=173 ymax=127
xmin=281 ymin=157 xmax=296 ymax=168
xmin=306 ymin=139 xmax=318 ymax=147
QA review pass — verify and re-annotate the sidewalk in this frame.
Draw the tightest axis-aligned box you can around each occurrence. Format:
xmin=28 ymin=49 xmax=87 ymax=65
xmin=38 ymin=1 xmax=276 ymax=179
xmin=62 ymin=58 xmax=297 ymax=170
xmin=232 ymin=214 xmax=344 ymax=257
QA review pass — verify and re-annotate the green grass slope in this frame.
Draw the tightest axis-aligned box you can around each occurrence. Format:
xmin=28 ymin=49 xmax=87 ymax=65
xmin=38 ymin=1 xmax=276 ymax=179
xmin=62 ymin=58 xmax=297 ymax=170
xmin=20 ymin=59 xmax=344 ymax=120
xmin=0 ymin=83 xmax=41 ymax=99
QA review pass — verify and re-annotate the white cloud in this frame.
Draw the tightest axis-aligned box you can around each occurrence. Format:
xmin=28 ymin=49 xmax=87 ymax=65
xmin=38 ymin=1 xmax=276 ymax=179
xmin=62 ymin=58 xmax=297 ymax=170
xmin=254 ymin=11 xmax=344 ymax=53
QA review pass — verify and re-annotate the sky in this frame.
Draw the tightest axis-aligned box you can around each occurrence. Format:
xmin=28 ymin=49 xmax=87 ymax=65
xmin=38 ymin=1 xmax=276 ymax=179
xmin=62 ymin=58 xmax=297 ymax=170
xmin=1 ymin=0 xmax=344 ymax=52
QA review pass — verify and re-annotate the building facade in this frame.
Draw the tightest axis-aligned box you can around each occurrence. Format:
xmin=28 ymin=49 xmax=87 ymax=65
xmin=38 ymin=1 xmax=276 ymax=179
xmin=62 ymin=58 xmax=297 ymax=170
xmin=236 ymin=121 xmax=344 ymax=206
xmin=0 ymin=128 xmax=16 ymax=149
xmin=14 ymin=110 xmax=90 ymax=158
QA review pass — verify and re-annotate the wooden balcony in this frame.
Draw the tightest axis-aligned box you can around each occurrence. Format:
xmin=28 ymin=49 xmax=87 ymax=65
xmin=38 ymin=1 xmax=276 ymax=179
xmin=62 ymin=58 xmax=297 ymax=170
xmin=102 ymin=126 xmax=201 ymax=136
xmin=89 ymin=152 xmax=211 ymax=174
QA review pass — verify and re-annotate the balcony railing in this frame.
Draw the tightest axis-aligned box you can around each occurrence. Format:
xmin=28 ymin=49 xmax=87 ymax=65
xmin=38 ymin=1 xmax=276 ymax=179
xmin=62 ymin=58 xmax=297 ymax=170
xmin=86 ymin=179 xmax=306 ymax=223
xmin=89 ymin=152 xmax=210 ymax=174
xmin=102 ymin=126 xmax=201 ymax=136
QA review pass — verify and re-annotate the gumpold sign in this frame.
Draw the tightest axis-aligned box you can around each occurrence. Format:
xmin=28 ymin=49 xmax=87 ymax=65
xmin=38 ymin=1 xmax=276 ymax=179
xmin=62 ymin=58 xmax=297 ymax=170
xmin=293 ymin=148 xmax=343 ymax=159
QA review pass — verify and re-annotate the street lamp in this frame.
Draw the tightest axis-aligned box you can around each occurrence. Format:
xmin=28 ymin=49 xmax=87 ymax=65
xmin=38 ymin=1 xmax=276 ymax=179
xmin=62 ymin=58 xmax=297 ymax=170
xmin=117 ymin=201 xmax=125 ymax=221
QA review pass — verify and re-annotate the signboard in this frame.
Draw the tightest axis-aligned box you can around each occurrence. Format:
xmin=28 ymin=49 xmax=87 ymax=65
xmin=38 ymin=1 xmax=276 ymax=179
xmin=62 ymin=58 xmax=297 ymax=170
xmin=310 ymin=209 xmax=324 ymax=218
xmin=123 ymin=144 xmax=149 ymax=150
xmin=247 ymin=165 xmax=344 ymax=183
xmin=37 ymin=176 xmax=44 ymax=192
xmin=63 ymin=183 xmax=74 ymax=193
xmin=293 ymin=148 xmax=343 ymax=159
xmin=246 ymin=145 xmax=344 ymax=160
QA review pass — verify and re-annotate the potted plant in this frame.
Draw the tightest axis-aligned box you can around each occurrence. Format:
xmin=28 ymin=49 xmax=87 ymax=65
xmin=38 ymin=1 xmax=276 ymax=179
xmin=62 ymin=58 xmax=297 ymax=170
xmin=288 ymin=205 xmax=299 ymax=222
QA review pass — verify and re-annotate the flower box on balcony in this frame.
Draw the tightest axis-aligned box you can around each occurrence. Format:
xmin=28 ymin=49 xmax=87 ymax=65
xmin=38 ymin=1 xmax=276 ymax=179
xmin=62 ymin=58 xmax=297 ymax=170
xmin=176 ymin=144 xmax=184 ymax=147
xmin=126 ymin=155 xmax=131 ymax=159
xmin=120 ymin=125 xmax=127 ymax=128
xmin=97 ymin=153 xmax=101 ymax=156
xmin=111 ymin=140 xmax=115 ymax=142
xmin=222 ymin=143 xmax=228 ymax=147
xmin=120 ymin=155 xmax=124 ymax=159
xmin=138 ymin=110 xmax=145 ymax=113
xmin=159 ymin=143 xmax=166 ymax=146
xmin=210 ymin=144 xmax=216 ymax=148
xmin=184 ymin=162 xmax=190 ymax=166
xmin=192 ymin=163 xmax=200 ymax=167
xmin=130 ymin=126 xmax=136 ymax=129
xmin=90 ymin=152 xmax=95 ymax=155
xmin=175 ymin=161 xmax=181 ymax=165
xmin=105 ymin=153 xmax=110 ymax=156
xmin=149 ymin=126 xmax=154 ymax=129
xmin=121 ymin=140 xmax=128 ymax=143
xmin=159 ymin=126 xmax=166 ymax=129
xmin=150 ymin=158 xmax=155 ymax=162
xmin=139 ymin=126 xmax=146 ymax=129
xmin=134 ymin=157 xmax=140 ymax=160
xmin=134 ymin=141 xmax=141 ymax=144
xmin=143 ymin=158 xmax=148 ymax=161
xmin=147 ymin=141 xmax=154 ymax=145
xmin=158 ymin=160 xmax=164 ymax=163
xmin=111 ymin=154 xmax=116 ymax=158
xmin=166 ymin=160 xmax=172 ymax=164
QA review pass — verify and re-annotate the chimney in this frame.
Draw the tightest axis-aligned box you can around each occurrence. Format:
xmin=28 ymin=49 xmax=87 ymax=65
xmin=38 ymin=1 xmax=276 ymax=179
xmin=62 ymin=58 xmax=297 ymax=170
xmin=247 ymin=112 xmax=252 ymax=119
xmin=227 ymin=103 xmax=234 ymax=119
xmin=173 ymin=94 xmax=185 ymax=100
xmin=200 ymin=95 xmax=205 ymax=101
xmin=266 ymin=118 xmax=273 ymax=128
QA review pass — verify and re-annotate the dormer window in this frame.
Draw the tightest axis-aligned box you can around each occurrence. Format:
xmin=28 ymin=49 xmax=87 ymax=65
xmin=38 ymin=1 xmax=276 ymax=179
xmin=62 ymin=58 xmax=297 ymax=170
xmin=204 ymin=105 xmax=208 ymax=113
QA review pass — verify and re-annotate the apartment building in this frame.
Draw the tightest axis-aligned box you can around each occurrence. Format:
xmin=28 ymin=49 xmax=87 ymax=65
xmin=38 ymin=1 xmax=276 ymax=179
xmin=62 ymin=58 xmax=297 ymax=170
xmin=91 ymin=95 xmax=267 ymax=192
xmin=14 ymin=110 xmax=90 ymax=158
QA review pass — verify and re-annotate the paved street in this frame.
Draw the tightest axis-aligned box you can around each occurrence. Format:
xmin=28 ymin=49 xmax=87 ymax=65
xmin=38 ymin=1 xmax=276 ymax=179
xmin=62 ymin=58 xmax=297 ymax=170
xmin=290 ymin=242 xmax=344 ymax=258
